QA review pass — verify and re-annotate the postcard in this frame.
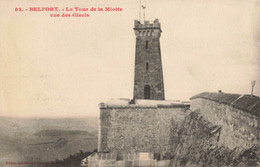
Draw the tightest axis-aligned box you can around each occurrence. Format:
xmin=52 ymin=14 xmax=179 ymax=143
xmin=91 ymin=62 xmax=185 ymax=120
xmin=0 ymin=0 xmax=259 ymax=166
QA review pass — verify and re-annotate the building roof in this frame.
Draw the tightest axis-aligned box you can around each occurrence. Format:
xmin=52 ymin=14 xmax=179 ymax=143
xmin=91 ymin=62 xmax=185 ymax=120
xmin=190 ymin=92 xmax=260 ymax=117
xmin=99 ymin=98 xmax=190 ymax=109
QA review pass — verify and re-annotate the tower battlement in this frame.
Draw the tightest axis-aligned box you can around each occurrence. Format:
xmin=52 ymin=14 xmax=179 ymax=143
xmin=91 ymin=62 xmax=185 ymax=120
xmin=134 ymin=19 xmax=162 ymax=37
xmin=134 ymin=19 xmax=161 ymax=29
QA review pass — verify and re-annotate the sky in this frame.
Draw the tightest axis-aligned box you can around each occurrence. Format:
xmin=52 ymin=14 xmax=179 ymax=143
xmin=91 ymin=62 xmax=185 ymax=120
xmin=0 ymin=0 xmax=259 ymax=117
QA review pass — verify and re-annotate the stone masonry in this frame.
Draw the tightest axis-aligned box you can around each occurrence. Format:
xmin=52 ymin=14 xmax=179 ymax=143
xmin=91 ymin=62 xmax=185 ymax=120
xmin=98 ymin=99 xmax=189 ymax=155
xmin=190 ymin=92 xmax=260 ymax=150
xmin=133 ymin=19 xmax=165 ymax=100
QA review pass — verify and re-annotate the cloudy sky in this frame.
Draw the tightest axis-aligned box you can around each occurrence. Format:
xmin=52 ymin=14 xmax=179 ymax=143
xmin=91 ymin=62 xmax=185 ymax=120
xmin=0 ymin=0 xmax=259 ymax=117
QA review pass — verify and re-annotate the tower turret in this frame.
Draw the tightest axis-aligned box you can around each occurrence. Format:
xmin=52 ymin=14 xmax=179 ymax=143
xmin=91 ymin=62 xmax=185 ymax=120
xmin=133 ymin=19 xmax=165 ymax=100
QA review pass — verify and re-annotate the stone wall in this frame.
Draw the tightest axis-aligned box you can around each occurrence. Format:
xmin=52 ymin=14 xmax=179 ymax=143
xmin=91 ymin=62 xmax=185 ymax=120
xmin=93 ymin=93 xmax=260 ymax=166
xmin=170 ymin=111 xmax=260 ymax=167
xmin=190 ymin=98 xmax=260 ymax=150
xmin=98 ymin=100 xmax=189 ymax=154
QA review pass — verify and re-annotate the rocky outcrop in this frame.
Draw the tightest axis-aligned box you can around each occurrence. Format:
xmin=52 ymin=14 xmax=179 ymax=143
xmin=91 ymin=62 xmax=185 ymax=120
xmin=170 ymin=111 xmax=260 ymax=167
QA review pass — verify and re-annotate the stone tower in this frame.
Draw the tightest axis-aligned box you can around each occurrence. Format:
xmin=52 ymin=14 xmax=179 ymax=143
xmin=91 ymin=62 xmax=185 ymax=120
xmin=133 ymin=19 xmax=165 ymax=100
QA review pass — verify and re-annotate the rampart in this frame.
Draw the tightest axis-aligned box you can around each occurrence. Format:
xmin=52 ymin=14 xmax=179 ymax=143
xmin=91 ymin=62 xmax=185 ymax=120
xmin=190 ymin=92 xmax=260 ymax=150
xmin=98 ymin=99 xmax=190 ymax=155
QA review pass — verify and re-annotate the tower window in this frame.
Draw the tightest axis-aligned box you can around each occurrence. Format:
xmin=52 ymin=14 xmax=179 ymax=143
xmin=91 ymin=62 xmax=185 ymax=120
xmin=146 ymin=40 xmax=148 ymax=49
xmin=144 ymin=85 xmax=151 ymax=99
xmin=146 ymin=62 xmax=149 ymax=70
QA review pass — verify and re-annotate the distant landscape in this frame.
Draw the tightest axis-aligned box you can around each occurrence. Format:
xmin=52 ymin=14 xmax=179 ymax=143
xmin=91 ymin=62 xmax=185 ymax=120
xmin=0 ymin=116 xmax=98 ymax=166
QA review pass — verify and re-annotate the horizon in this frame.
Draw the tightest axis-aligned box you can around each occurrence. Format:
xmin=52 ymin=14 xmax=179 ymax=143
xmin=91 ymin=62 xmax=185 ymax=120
xmin=0 ymin=115 xmax=98 ymax=119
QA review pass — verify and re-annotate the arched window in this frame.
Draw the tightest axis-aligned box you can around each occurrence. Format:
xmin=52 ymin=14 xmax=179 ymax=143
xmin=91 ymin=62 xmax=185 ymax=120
xmin=146 ymin=62 xmax=149 ymax=70
xmin=146 ymin=40 xmax=148 ymax=49
xmin=144 ymin=85 xmax=151 ymax=99
xmin=143 ymin=31 xmax=146 ymax=36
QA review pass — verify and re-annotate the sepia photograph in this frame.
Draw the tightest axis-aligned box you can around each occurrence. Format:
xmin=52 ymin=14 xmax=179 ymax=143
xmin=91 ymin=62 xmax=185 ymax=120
xmin=0 ymin=0 xmax=259 ymax=166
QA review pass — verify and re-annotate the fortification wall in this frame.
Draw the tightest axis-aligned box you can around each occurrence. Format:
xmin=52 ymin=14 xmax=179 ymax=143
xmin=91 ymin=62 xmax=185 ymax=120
xmin=190 ymin=98 xmax=259 ymax=150
xmin=98 ymin=102 xmax=188 ymax=154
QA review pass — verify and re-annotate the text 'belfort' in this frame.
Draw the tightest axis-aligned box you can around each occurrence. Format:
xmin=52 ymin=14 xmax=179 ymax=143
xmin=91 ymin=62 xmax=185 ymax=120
xmin=14 ymin=7 xmax=123 ymax=18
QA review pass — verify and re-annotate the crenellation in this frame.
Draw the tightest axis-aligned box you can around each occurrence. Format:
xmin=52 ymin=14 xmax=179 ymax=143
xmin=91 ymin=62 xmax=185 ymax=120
xmin=134 ymin=19 xmax=161 ymax=29
xmin=134 ymin=19 xmax=162 ymax=38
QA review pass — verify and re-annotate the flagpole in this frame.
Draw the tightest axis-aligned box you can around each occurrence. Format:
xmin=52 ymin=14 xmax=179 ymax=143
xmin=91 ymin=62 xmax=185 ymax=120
xmin=143 ymin=7 xmax=145 ymax=22
xmin=142 ymin=5 xmax=146 ymax=22
xmin=139 ymin=0 xmax=141 ymax=21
